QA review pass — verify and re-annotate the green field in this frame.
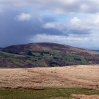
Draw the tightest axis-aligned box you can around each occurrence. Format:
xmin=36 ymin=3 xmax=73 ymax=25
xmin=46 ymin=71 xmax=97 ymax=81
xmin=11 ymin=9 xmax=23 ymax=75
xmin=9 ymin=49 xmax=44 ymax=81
xmin=0 ymin=87 xmax=99 ymax=99
xmin=0 ymin=48 xmax=97 ymax=67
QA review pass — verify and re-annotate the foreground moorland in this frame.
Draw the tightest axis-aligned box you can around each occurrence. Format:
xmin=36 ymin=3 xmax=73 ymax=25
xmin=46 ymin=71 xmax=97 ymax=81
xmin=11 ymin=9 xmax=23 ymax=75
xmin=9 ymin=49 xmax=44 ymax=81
xmin=0 ymin=65 xmax=99 ymax=99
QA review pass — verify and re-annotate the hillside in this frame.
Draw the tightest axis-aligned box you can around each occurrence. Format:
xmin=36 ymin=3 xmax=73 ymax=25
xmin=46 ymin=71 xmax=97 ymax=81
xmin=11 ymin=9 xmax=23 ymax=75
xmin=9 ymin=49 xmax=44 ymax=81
xmin=0 ymin=42 xmax=99 ymax=68
xmin=92 ymin=50 xmax=99 ymax=52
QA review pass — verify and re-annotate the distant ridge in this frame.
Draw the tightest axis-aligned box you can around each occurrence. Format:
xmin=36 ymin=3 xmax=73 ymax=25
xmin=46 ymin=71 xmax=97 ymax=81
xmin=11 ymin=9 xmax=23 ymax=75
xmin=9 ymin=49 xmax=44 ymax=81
xmin=2 ymin=42 xmax=98 ymax=54
xmin=0 ymin=47 xmax=2 ymax=50
xmin=92 ymin=50 xmax=99 ymax=52
xmin=0 ymin=42 xmax=99 ymax=68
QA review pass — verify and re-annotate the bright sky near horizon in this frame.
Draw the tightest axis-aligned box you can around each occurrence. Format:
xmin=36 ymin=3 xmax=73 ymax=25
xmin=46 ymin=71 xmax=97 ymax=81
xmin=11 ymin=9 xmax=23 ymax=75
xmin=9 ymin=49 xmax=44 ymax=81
xmin=0 ymin=0 xmax=99 ymax=49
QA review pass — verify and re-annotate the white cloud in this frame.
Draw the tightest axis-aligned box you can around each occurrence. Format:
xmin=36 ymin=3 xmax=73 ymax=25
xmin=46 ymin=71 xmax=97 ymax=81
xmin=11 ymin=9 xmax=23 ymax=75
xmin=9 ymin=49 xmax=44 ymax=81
xmin=70 ymin=17 xmax=81 ymax=25
xmin=63 ymin=15 xmax=99 ymax=31
xmin=94 ymin=15 xmax=99 ymax=24
xmin=43 ymin=23 xmax=55 ymax=28
xmin=31 ymin=33 xmax=99 ymax=49
xmin=31 ymin=33 xmax=87 ymax=43
xmin=14 ymin=13 xmax=32 ymax=21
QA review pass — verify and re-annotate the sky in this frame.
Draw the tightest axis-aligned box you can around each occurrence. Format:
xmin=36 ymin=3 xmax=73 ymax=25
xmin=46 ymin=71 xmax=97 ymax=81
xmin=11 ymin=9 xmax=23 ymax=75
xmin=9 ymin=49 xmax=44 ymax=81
xmin=0 ymin=0 xmax=99 ymax=49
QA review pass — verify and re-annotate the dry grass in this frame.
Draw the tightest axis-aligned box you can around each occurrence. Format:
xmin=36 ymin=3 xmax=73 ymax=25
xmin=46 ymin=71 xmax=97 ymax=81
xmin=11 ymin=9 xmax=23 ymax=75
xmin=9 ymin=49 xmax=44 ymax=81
xmin=71 ymin=94 xmax=99 ymax=99
xmin=0 ymin=65 xmax=99 ymax=89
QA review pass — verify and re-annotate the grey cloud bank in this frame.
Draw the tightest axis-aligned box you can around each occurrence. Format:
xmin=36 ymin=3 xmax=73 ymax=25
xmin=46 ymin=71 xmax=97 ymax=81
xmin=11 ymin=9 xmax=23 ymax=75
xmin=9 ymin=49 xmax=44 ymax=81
xmin=1 ymin=0 xmax=99 ymax=13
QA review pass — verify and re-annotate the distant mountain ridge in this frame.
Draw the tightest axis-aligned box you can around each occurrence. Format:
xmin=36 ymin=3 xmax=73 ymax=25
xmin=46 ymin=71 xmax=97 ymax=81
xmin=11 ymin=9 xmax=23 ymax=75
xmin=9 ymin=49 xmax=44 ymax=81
xmin=0 ymin=42 xmax=99 ymax=68
xmin=92 ymin=50 xmax=99 ymax=52
xmin=2 ymin=42 xmax=98 ymax=54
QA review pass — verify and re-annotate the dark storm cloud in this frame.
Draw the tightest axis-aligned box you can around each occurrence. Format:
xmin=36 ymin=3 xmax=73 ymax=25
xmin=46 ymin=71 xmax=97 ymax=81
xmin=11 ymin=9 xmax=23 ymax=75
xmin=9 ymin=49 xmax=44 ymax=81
xmin=0 ymin=9 xmax=63 ymax=47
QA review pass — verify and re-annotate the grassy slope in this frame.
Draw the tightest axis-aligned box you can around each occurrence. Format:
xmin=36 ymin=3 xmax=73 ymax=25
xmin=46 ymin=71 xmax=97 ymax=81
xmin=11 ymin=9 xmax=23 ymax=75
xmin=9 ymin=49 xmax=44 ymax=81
xmin=0 ymin=87 xmax=99 ymax=99
xmin=0 ymin=50 xmax=88 ymax=67
xmin=0 ymin=42 xmax=99 ymax=67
